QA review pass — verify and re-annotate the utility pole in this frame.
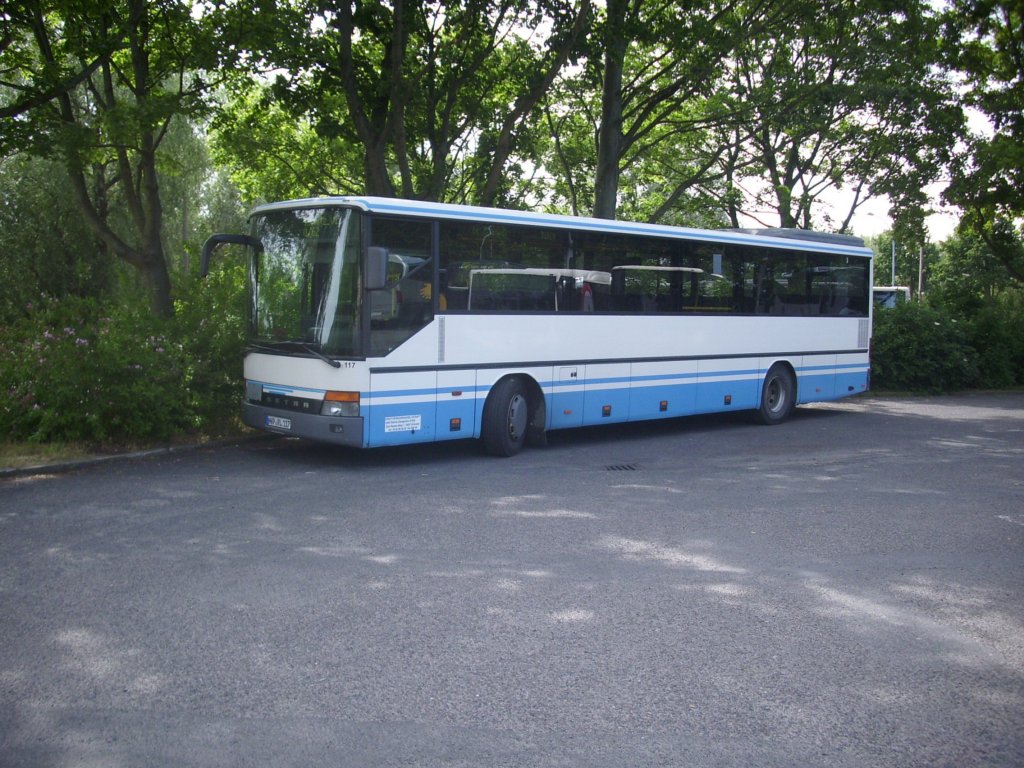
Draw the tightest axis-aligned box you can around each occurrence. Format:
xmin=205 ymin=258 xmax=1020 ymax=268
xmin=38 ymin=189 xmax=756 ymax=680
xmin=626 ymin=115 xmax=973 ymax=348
xmin=917 ymin=245 xmax=925 ymax=301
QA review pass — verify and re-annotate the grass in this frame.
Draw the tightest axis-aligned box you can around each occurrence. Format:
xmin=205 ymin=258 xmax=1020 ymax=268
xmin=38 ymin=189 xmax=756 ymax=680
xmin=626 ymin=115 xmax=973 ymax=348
xmin=0 ymin=441 xmax=95 ymax=470
xmin=0 ymin=419 xmax=253 ymax=471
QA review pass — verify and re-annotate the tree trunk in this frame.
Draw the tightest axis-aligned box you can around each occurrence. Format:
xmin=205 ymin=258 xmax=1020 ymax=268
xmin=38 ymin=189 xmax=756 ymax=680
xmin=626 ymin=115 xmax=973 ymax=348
xmin=142 ymin=254 xmax=175 ymax=318
xmin=478 ymin=0 xmax=591 ymax=206
xmin=363 ymin=142 xmax=396 ymax=197
xmin=592 ymin=0 xmax=628 ymax=220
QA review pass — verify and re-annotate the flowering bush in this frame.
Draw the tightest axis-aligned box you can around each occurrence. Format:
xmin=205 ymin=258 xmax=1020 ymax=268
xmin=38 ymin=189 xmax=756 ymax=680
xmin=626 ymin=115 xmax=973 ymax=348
xmin=0 ymin=261 xmax=247 ymax=444
xmin=0 ymin=296 xmax=196 ymax=442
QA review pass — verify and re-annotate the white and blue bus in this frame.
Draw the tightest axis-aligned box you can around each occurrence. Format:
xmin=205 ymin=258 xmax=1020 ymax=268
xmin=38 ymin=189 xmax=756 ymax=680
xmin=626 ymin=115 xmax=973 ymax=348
xmin=202 ymin=197 xmax=872 ymax=456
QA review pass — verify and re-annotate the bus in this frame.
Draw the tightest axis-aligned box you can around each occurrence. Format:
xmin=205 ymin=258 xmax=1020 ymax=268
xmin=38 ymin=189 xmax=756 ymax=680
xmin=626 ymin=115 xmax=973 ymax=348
xmin=202 ymin=197 xmax=873 ymax=456
xmin=872 ymin=285 xmax=910 ymax=309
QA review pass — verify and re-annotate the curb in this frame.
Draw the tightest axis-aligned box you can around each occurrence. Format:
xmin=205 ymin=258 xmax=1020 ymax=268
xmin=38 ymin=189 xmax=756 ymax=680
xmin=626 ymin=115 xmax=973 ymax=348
xmin=0 ymin=433 xmax=277 ymax=480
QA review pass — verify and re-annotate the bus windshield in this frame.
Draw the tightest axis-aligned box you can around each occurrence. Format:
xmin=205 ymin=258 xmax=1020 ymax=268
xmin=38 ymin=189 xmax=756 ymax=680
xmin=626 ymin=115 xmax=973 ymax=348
xmin=249 ymin=207 xmax=362 ymax=357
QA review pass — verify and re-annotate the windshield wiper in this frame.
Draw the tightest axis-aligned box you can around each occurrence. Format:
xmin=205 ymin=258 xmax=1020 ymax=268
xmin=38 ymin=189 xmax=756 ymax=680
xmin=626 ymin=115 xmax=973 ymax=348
xmin=295 ymin=343 xmax=341 ymax=368
xmin=247 ymin=341 xmax=341 ymax=369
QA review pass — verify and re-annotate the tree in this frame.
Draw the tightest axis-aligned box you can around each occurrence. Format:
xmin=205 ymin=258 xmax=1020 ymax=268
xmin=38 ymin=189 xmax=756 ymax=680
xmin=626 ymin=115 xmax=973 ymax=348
xmin=227 ymin=0 xmax=592 ymax=206
xmin=587 ymin=0 xmax=758 ymax=221
xmin=723 ymin=0 xmax=961 ymax=233
xmin=943 ymin=0 xmax=1024 ymax=283
xmin=929 ymin=227 xmax=1019 ymax=312
xmin=0 ymin=1 xmax=125 ymax=149
xmin=210 ymin=82 xmax=364 ymax=202
xmin=542 ymin=0 xmax=784 ymax=224
xmin=542 ymin=0 xmax=960 ymax=231
xmin=0 ymin=153 xmax=117 ymax=321
xmin=0 ymin=0 xmax=241 ymax=317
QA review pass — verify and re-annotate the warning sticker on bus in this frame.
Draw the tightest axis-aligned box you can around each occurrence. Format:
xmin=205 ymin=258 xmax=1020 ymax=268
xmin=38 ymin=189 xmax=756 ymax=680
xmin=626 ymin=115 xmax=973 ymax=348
xmin=384 ymin=414 xmax=422 ymax=433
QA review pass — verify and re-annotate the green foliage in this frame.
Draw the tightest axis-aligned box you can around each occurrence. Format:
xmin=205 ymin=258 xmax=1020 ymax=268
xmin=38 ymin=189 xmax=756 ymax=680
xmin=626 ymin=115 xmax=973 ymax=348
xmin=0 ymin=155 xmax=119 ymax=323
xmin=210 ymin=82 xmax=361 ymax=202
xmin=870 ymin=302 xmax=979 ymax=393
xmin=872 ymin=224 xmax=1024 ymax=393
xmin=965 ymin=291 xmax=1024 ymax=387
xmin=0 ymin=263 xmax=246 ymax=444
xmin=0 ymin=296 xmax=194 ymax=443
xmin=216 ymin=0 xmax=591 ymax=206
xmin=928 ymin=227 xmax=1010 ymax=313
xmin=1 ymin=0 xmax=254 ymax=317
xmin=725 ymin=0 xmax=960 ymax=232
xmin=943 ymin=1 xmax=1024 ymax=282
xmin=173 ymin=261 xmax=248 ymax=430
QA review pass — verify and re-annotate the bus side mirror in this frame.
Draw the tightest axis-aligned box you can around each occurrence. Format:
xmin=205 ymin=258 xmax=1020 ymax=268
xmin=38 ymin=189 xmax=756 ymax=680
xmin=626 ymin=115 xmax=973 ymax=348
xmin=201 ymin=234 xmax=261 ymax=277
xmin=366 ymin=246 xmax=389 ymax=290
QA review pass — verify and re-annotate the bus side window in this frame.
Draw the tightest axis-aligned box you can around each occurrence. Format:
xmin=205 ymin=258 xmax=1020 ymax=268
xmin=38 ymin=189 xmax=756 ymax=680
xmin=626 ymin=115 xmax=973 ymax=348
xmin=557 ymin=276 xmax=576 ymax=312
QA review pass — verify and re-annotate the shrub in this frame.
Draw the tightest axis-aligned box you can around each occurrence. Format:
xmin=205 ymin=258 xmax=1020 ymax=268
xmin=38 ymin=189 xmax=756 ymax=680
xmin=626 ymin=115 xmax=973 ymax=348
xmin=0 ymin=296 xmax=195 ymax=443
xmin=0 ymin=261 xmax=247 ymax=445
xmin=967 ymin=292 xmax=1024 ymax=387
xmin=871 ymin=302 xmax=979 ymax=393
xmin=172 ymin=262 xmax=247 ymax=432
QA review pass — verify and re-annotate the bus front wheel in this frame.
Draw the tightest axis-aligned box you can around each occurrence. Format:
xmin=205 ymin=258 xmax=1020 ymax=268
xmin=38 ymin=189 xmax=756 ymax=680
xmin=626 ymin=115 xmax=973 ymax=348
xmin=482 ymin=377 xmax=529 ymax=456
xmin=756 ymin=364 xmax=796 ymax=425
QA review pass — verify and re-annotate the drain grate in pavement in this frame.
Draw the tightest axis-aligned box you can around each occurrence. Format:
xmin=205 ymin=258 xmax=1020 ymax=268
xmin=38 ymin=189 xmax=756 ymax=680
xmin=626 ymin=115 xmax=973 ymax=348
xmin=605 ymin=463 xmax=639 ymax=471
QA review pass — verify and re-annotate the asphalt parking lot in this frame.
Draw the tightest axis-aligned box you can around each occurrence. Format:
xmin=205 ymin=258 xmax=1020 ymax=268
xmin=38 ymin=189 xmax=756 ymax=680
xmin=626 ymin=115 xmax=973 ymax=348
xmin=2 ymin=393 xmax=1023 ymax=767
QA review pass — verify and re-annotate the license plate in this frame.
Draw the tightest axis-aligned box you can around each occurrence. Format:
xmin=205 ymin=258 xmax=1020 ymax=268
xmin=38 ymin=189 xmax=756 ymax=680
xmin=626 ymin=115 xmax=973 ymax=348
xmin=265 ymin=415 xmax=292 ymax=430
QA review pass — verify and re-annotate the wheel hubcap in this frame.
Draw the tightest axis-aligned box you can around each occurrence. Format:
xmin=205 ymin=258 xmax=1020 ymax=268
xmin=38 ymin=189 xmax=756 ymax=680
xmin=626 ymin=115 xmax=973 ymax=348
xmin=767 ymin=378 xmax=785 ymax=413
xmin=507 ymin=394 xmax=527 ymax=441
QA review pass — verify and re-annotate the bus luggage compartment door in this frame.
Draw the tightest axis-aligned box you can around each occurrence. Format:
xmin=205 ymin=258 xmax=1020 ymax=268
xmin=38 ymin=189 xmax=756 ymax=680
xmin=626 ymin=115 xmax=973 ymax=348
xmin=367 ymin=371 xmax=437 ymax=446
xmin=550 ymin=366 xmax=584 ymax=429
xmin=436 ymin=369 xmax=477 ymax=440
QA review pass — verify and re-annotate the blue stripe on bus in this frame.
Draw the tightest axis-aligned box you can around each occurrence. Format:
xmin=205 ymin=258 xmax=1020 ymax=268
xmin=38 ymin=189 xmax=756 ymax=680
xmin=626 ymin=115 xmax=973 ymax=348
xmin=365 ymin=365 xmax=867 ymax=402
xmin=366 ymin=368 xmax=767 ymax=401
xmin=629 ymin=372 xmax=700 ymax=384
xmin=367 ymin=386 xmax=454 ymax=400
xmin=259 ymin=382 xmax=329 ymax=396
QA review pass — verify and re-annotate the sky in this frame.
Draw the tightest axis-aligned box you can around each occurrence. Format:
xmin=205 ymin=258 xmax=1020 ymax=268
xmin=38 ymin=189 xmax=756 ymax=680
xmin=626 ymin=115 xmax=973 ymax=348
xmin=738 ymin=184 xmax=960 ymax=243
xmin=842 ymin=185 xmax=960 ymax=242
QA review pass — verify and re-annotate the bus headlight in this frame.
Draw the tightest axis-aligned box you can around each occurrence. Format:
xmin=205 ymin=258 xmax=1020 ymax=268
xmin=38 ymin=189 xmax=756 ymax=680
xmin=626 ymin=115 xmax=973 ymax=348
xmin=321 ymin=390 xmax=360 ymax=417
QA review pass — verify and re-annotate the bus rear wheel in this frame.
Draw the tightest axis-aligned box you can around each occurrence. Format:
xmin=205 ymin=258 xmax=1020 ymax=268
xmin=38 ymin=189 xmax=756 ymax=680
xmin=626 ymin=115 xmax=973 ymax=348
xmin=482 ymin=377 xmax=529 ymax=456
xmin=756 ymin=364 xmax=796 ymax=425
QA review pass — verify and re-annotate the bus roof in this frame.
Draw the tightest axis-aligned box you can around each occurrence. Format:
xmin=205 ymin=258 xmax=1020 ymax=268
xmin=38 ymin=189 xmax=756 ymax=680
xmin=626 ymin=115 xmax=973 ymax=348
xmin=250 ymin=196 xmax=872 ymax=258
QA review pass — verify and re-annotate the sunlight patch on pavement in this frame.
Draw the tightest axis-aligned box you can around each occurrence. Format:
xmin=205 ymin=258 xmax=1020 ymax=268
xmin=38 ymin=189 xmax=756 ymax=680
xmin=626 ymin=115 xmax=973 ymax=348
xmin=365 ymin=554 xmax=400 ymax=565
xmin=550 ymin=609 xmax=594 ymax=623
xmin=596 ymin=535 xmax=746 ymax=574
xmin=496 ymin=509 xmax=596 ymax=519
xmin=610 ymin=483 xmax=683 ymax=494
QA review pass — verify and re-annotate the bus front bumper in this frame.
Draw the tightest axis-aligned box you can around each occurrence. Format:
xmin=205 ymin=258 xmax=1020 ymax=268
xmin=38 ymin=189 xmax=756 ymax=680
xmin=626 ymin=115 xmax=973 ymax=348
xmin=242 ymin=401 xmax=365 ymax=448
